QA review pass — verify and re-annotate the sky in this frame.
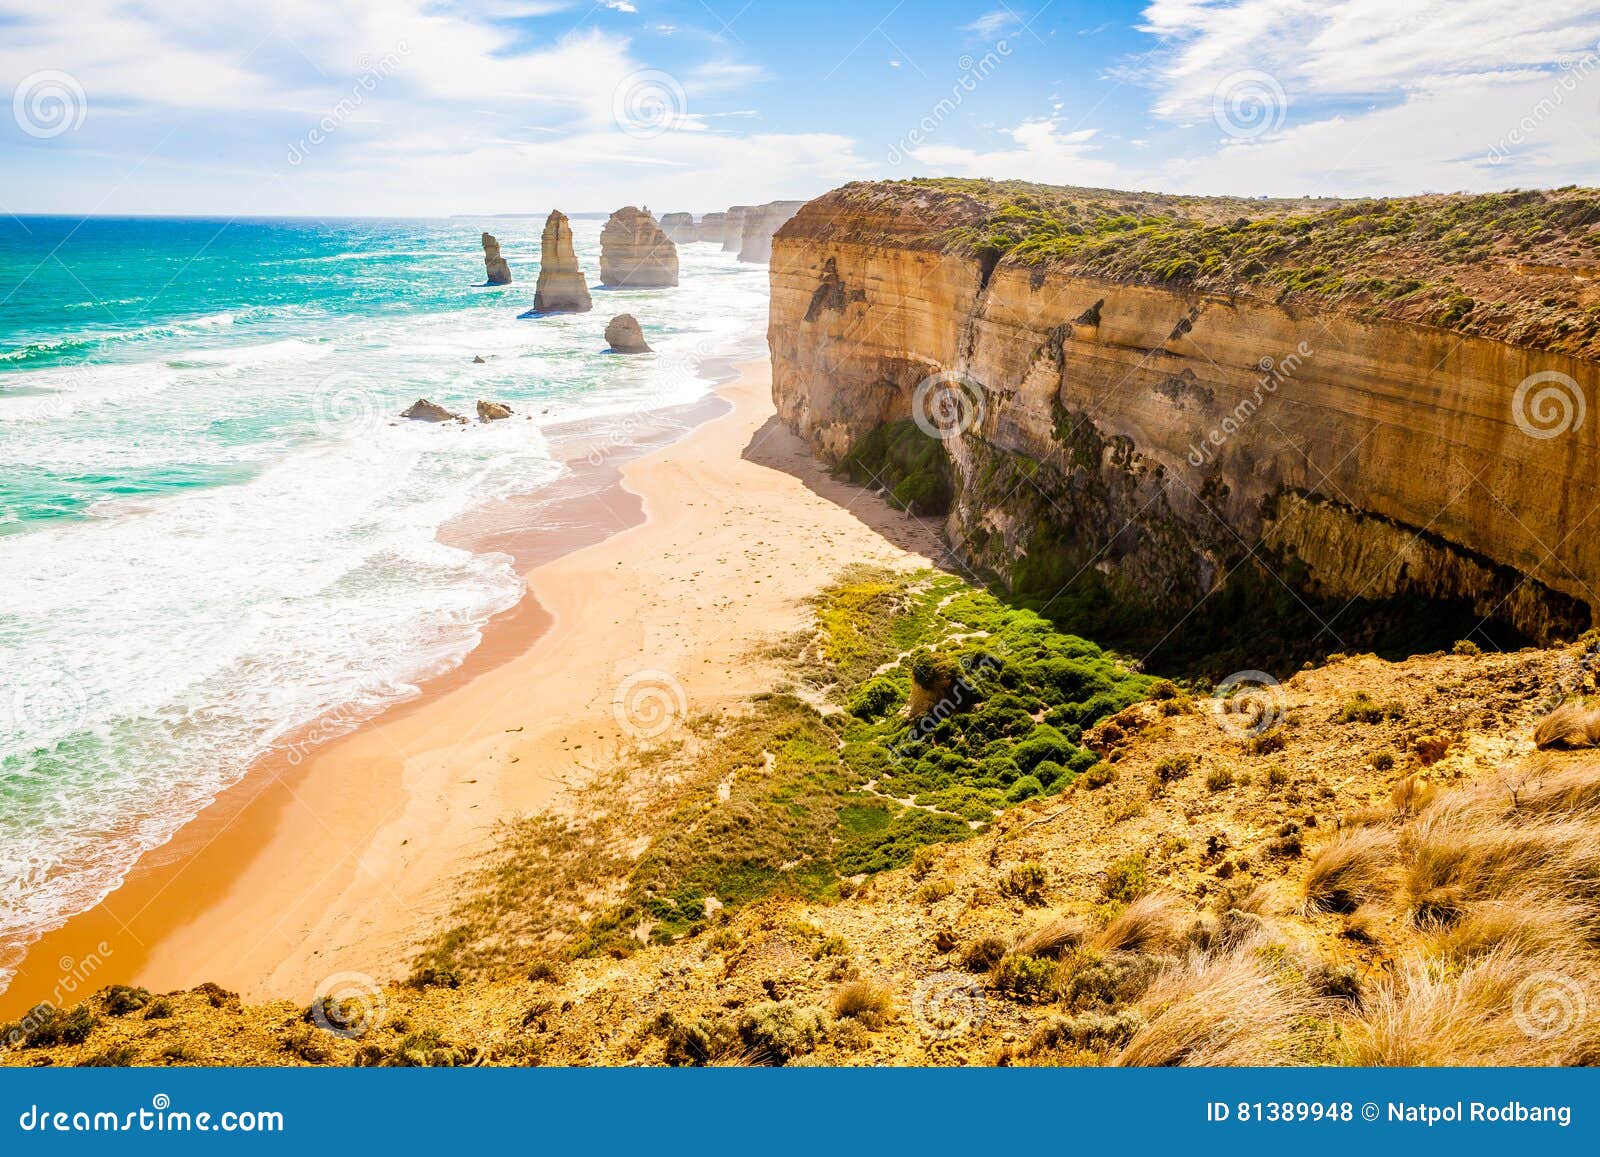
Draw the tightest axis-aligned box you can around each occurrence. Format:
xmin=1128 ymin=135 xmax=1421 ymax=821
xmin=3 ymin=0 xmax=1600 ymax=216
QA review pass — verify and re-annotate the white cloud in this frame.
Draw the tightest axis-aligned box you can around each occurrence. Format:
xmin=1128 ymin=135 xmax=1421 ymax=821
xmin=962 ymin=10 xmax=1021 ymax=39
xmin=908 ymin=118 xmax=1120 ymax=185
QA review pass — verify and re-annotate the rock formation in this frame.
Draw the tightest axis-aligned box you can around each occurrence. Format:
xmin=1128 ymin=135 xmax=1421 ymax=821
xmin=481 ymin=232 xmax=511 ymax=285
xmin=721 ymin=206 xmax=752 ymax=252
xmin=476 ymin=400 xmax=513 ymax=421
xmin=604 ymin=313 xmax=651 ymax=353
xmin=770 ymin=181 xmax=1600 ymax=646
xmin=697 ymin=211 xmax=726 ymax=242
xmin=401 ymin=399 xmax=458 ymax=422
xmin=472 ymin=355 xmax=486 ymax=364
xmin=532 ymin=210 xmax=592 ymax=313
xmin=599 ymin=207 xmax=679 ymax=287
xmin=737 ymin=200 xmax=805 ymax=263
xmin=658 ymin=212 xmax=696 ymax=243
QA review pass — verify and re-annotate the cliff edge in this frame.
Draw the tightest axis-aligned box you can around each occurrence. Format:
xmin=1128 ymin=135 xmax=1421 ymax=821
xmin=769 ymin=179 xmax=1600 ymax=656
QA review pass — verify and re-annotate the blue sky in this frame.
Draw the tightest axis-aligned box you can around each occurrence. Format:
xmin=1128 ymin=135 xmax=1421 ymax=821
xmin=4 ymin=0 xmax=1600 ymax=215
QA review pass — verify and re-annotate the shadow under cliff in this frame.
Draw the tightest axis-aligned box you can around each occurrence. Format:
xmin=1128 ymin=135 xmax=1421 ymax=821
xmin=748 ymin=415 xmax=1542 ymax=680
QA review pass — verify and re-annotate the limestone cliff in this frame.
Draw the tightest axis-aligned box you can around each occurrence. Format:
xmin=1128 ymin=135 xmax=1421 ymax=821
xmin=722 ymin=206 xmax=752 ymax=252
xmin=697 ymin=211 xmax=726 ymax=243
xmin=769 ymin=180 xmax=1600 ymax=648
xmin=738 ymin=200 xmax=805 ymax=264
xmin=532 ymin=210 xmax=592 ymax=313
xmin=600 ymin=206 xmax=679 ymax=287
xmin=658 ymin=212 xmax=696 ymax=243
xmin=480 ymin=232 xmax=511 ymax=285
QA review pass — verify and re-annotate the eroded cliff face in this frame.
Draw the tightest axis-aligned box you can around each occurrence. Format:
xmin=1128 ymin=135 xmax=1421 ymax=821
xmin=770 ymin=184 xmax=1600 ymax=646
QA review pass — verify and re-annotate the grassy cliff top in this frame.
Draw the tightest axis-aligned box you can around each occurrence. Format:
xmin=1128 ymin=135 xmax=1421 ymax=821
xmin=800 ymin=178 xmax=1600 ymax=360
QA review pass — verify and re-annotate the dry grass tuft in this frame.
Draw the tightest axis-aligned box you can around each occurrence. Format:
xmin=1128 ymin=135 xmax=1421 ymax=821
xmin=831 ymin=980 xmax=894 ymax=1029
xmin=1015 ymin=915 xmax=1087 ymax=960
xmin=1534 ymin=703 xmax=1600 ymax=750
xmin=1093 ymin=892 xmax=1185 ymax=954
xmin=1115 ymin=939 xmax=1325 ymax=1066
xmin=1301 ymin=827 xmax=1397 ymax=914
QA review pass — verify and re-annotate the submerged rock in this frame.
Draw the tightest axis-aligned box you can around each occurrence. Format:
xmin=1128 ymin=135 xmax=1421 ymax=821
xmin=604 ymin=313 xmax=652 ymax=353
xmin=532 ymin=210 xmax=593 ymax=313
xmin=477 ymin=400 xmax=514 ymax=421
xmin=599 ymin=206 xmax=678 ymax=287
xmin=401 ymin=398 xmax=459 ymax=422
xmin=472 ymin=355 xmax=486 ymax=364
xmin=481 ymin=232 xmax=512 ymax=285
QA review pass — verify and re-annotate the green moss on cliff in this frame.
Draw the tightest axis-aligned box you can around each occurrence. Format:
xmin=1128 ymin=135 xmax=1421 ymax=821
xmin=838 ymin=419 xmax=954 ymax=515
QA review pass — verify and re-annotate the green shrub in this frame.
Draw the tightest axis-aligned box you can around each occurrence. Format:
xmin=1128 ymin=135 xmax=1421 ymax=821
xmin=103 ymin=986 xmax=151 ymax=1017
xmin=1000 ymin=862 xmax=1048 ymax=904
xmin=737 ymin=1001 xmax=826 ymax=1064
xmin=1005 ymin=774 xmax=1044 ymax=802
xmin=1206 ymin=766 xmax=1236 ymax=792
xmin=1103 ymin=853 xmax=1149 ymax=902
xmin=992 ymin=953 xmax=1059 ymax=1001
xmin=960 ymin=936 xmax=1009 ymax=972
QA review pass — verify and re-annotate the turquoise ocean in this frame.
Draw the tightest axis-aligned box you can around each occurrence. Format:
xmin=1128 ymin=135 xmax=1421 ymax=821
xmin=0 ymin=215 xmax=769 ymax=986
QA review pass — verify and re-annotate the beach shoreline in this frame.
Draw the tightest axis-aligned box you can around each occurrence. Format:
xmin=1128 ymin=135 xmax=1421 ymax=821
xmin=0 ymin=356 xmax=945 ymax=1019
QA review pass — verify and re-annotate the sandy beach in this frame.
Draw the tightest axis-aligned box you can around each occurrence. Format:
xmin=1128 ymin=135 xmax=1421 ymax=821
xmin=0 ymin=357 xmax=944 ymax=1017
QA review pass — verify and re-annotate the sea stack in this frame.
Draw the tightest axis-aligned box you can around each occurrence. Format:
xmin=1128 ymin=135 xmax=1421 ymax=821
xmin=599 ymin=206 xmax=679 ymax=287
xmin=738 ymin=200 xmax=806 ymax=263
xmin=697 ymin=211 xmax=726 ymax=243
xmin=604 ymin=313 xmax=652 ymax=353
xmin=481 ymin=232 xmax=512 ymax=285
xmin=532 ymin=210 xmax=592 ymax=313
xmin=658 ymin=212 xmax=696 ymax=243
xmin=721 ymin=206 xmax=752 ymax=251
xmin=401 ymin=398 xmax=459 ymax=422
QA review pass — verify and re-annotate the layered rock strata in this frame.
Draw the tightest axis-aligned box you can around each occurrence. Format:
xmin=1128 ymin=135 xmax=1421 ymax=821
xmin=768 ymin=181 xmax=1600 ymax=644
xmin=599 ymin=206 xmax=679 ymax=287
xmin=532 ymin=210 xmax=592 ymax=313
xmin=481 ymin=232 xmax=511 ymax=285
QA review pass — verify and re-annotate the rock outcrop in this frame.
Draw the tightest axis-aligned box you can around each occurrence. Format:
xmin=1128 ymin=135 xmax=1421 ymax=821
xmin=769 ymin=181 xmax=1600 ymax=646
xmin=604 ymin=313 xmax=651 ymax=353
xmin=721 ymin=206 xmax=752 ymax=252
xmin=697 ymin=211 xmax=726 ymax=242
xmin=658 ymin=212 xmax=696 ymax=243
xmin=737 ymin=200 xmax=805 ymax=263
xmin=599 ymin=207 xmax=679 ymax=287
xmin=481 ymin=232 xmax=512 ymax=285
xmin=532 ymin=210 xmax=592 ymax=313
xmin=476 ymin=400 xmax=513 ymax=421
xmin=401 ymin=398 xmax=458 ymax=422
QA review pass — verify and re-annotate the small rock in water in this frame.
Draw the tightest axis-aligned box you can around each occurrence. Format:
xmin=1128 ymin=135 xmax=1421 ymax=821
xmin=604 ymin=313 xmax=652 ymax=353
xmin=400 ymin=398 xmax=459 ymax=422
xmin=472 ymin=355 xmax=486 ymax=364
xmin=477 ymin=400 xmax=514 ymax=421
